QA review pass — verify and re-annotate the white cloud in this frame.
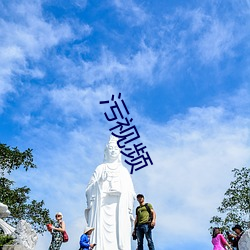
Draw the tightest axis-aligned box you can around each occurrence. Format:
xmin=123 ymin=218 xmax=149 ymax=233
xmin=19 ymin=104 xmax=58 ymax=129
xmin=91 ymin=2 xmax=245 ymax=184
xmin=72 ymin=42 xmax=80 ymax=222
xmin=133 ymin=105 xmax=250 ymax=248
xmin=159 ymin=7 xmax=240 ymax=67
xmin=196 ymin=20 xmax=235 ymax=63
xmin=0 ymin=45 xmax=25 ymax=110
xmin=112 ymin=0 xmax=148 ymax=26
xmin=126 ymin=43 xmax=158 ymax=84
xmin=0 ymin=1 xmax=74 ymax=110
xmin=0 ymin=2 xmax=73 ymax=58
xmin=223 ymin=84 xmax=250 ymax=115
xmin=73 ymin=0 xmax=87 ymax=9
xmin=189 ymin=8 xmax=210 ymax=33
xmin=48 ymin=84 xmax=116 ymax=119
xmin=81 ymin=45 xmax=158 ymax=86
xmin=81 ymin=48 xmax=127 ymax=85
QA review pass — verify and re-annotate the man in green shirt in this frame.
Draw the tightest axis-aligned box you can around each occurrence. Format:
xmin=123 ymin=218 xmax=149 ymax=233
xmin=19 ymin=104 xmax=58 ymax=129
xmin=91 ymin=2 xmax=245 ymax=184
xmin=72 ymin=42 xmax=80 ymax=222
xmin=133 ymin=194 xmax=156 ymax=250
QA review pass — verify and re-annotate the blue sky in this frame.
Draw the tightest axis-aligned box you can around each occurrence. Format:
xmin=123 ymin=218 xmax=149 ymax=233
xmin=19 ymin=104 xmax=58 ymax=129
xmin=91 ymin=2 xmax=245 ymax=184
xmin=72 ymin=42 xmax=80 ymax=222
xmin=1 ymin=0 xmax=250 ymax=249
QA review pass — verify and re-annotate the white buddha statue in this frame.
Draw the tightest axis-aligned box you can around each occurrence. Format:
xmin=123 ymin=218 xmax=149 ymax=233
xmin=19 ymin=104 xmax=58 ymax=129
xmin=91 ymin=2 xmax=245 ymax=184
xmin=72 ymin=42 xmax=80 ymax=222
xmin=85 ymin=135 xmax=136 ymax=250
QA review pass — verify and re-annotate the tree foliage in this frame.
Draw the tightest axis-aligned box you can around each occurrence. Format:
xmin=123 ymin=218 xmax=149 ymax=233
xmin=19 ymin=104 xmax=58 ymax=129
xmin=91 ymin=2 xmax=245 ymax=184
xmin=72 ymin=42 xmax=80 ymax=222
xmin=210 ymin=167 xmax=250 ymax=232
xmin=0 ymin=234 xmax=14 ymax=246
xmin=0 ymin=144 xmax=36 ymax=175
xmin=0 ymin=143 xmax=52 ymax=233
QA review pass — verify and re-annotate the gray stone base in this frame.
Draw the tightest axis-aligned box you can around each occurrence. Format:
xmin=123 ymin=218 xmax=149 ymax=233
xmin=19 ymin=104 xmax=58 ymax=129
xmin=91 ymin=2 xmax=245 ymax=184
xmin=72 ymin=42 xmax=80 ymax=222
xmin=2 ymin=245 xmax=26 ymax=250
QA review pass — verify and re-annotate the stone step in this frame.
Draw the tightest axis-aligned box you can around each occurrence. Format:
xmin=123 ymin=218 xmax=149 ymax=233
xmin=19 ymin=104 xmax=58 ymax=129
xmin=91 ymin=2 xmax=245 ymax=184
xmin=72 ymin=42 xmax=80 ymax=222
xmin=1 ymin=245 xmax=26 ymax=250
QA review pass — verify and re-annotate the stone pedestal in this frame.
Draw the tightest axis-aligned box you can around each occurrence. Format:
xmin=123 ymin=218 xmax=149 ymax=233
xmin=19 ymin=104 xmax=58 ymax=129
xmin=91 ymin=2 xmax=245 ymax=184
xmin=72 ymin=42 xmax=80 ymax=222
xmin=2 ymin=246 xmax=26 ymax=250
xmin=238 ymin=229 xmax=250 ymax=250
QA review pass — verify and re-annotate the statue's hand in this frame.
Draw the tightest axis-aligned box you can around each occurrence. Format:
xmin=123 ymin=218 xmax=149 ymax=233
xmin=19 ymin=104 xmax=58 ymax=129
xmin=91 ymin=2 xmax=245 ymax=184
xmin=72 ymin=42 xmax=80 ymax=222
xmin=130 ymin=213 xmax=135 ymax=222
xmin=86 ymin=195 xmax=95 ymax=209
xmin=88 ymin=201 xmax=93 ymax=208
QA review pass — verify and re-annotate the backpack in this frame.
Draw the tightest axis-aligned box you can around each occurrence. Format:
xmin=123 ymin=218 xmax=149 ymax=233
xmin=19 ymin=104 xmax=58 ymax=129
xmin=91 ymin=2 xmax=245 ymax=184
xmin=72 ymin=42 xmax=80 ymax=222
xmin=136 ymin=203 xmax=154 ymax=229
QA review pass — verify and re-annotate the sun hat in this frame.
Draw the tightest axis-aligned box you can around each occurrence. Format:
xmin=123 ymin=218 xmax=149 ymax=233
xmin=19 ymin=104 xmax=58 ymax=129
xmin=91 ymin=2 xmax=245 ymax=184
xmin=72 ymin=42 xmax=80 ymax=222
xmin=55 ymin=212 xmax=63 ymax=218
xmin=84 ymin=227 xmax=95 ymax=234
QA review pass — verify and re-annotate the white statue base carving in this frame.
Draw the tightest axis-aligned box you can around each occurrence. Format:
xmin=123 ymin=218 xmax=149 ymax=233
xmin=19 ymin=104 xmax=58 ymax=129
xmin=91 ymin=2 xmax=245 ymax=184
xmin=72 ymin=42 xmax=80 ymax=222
xmin=12 ymin=220 xmax=38 ymax=250
xmin=0 ymin=203 xmax=15 ymax=235
xmin=2 ymin=245 xmax=26 ymax=250
xmin=0 ymin=203 xmax=38 ymax=250
xmin=0 ymin=218 xmax=15 ymax=235
xmin=238 ymin=229 xmax=250 ymax=250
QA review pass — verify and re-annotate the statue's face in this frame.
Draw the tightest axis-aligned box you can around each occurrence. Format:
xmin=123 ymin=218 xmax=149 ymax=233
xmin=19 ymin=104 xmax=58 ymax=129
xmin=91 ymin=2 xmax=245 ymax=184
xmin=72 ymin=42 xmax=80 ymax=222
xmin=107 ymin=142 xmax=120 ymax=161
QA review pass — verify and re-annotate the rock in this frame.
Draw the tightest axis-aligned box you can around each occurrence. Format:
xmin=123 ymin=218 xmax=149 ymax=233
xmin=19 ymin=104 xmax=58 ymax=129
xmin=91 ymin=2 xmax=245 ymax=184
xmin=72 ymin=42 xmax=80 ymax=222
xmin=238 ymin=229 xmax=250 ymax=250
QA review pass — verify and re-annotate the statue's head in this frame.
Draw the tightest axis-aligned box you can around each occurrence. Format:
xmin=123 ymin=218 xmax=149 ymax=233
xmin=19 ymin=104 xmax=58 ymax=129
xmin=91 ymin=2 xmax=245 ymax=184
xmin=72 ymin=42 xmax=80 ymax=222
xmin=104 ymin=135 xmax=121 ymax=163
xmin=0 ymin=202 xmax=10 ymax=218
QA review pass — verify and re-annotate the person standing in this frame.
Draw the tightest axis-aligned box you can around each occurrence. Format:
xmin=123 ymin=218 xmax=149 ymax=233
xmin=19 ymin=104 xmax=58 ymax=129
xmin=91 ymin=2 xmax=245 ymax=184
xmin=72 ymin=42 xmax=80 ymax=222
xmin=231 ymin=225 xmax=244 ymax=250
xmin=79 ymin=227 xmax=96 ymax=250
xmin=49 ymin=212 xmax=66 ymax=250
xmin=211 ymin=227 xmax=232 ymax=250
xmin=133 ymin=194 xmax=156 ymax=250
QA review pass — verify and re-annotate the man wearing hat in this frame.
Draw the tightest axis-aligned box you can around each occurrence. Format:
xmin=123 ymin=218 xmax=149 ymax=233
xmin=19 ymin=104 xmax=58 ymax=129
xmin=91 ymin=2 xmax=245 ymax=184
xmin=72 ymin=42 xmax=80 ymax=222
xmin=133 ymin=194 xmax=156 ymax=250
xmin=79 ymin=227 xmax=96 ymax=250
xmin=231 ymin=225 xmax=244 ymax=250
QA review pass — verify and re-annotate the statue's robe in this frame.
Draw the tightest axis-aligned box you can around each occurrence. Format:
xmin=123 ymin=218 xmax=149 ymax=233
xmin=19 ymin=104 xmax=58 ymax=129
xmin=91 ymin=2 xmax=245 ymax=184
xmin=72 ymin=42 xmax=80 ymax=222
xmin=85 ymin=163 xmax=136 ymax=250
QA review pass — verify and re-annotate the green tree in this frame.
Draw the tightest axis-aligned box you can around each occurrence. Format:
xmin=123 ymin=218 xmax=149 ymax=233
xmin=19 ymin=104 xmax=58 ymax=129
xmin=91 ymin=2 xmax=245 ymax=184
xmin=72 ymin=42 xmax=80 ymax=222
xmin=0 ymin=143 xmax=52 ymax=233
xmin=210 ymin=167 xmax=250 ymax=232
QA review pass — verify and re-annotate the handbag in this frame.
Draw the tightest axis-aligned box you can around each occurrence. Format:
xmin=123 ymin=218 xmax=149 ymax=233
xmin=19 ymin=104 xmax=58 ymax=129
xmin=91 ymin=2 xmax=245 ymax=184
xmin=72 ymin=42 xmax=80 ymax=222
xmin=62 ymin=231 xmax=69 ymax=242
xmin=46 ymin=224 xmax=52 ymax=232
